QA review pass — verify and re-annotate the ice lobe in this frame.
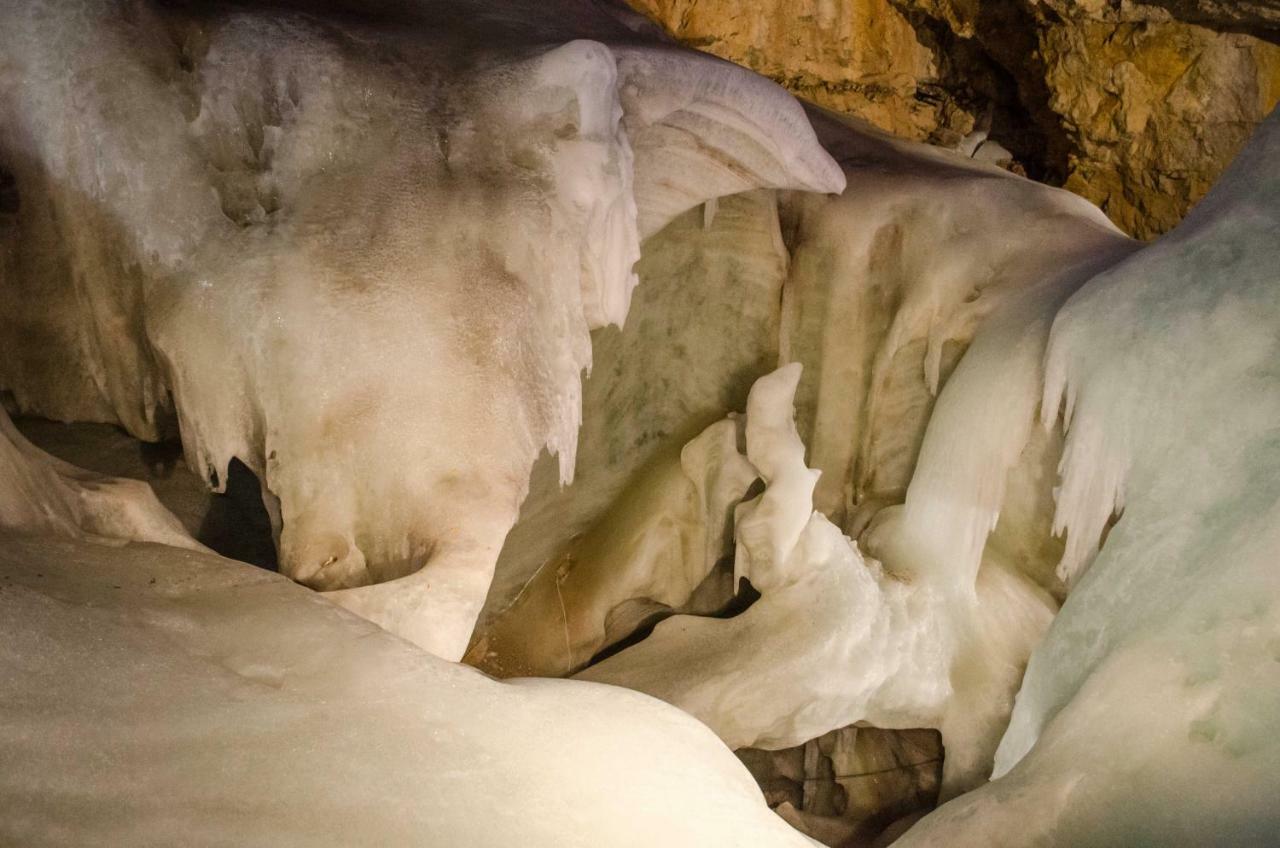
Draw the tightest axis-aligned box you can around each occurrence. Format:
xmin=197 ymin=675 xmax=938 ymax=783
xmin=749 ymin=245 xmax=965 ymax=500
xmin=0 ymin=0 xmax=841 ymax=658
xmin=898 ymin=109 xmax=1280 ymax=846
xmin=614 ymin=47 xmax=846 ymax=238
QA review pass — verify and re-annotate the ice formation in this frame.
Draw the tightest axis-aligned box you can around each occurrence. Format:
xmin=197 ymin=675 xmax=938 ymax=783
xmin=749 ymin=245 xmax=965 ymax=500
xmin=0 ymin=547 xmax=820 ymax=847
xmin=896 ymin=108 xmax=1280 ymax=847
xmin=576 ymin=365 xmax=1050 ymax=794
xmin=0 ymin=0 xmax=842 ymax=658
xmin=470 ymin=188 xmax=790 ymax=675
xmin=475 ymin=110 xmax=1137 ymax=672
xmin=4 ymin=0 xmax=1278 ymax=842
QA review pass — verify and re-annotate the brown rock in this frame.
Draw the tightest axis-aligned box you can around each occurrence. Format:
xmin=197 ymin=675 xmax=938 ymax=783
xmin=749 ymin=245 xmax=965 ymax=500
xmin=627 ymin=0 xmax=1280 ymax=237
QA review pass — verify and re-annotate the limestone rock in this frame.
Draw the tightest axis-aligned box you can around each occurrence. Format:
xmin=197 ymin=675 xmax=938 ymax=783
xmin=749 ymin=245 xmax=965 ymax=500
xmin=627 ymin=0 xmax=1280 ymax=237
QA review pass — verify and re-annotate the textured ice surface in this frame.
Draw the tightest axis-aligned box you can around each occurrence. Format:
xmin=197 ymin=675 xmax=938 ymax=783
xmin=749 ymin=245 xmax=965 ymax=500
xmin=477 ymin=112 xmax=1136 ymax=684
xmin=472 ymin=189 xmax=788 ymax=674
xmin=0 ymin=0 xmax=841 ymax=658
xmin=0 ymin=340 xmax=812 ymax=847
xmin=897 ymin=109 xmax=1280 ymax=846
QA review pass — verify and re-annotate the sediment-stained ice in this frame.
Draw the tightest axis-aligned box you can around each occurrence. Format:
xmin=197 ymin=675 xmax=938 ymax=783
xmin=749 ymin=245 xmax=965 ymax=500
xmin=470 ymin=189 xmax=789 ymax=675
xmin=896 ymin=108 xmax=1280 ymax=847
xmin=0 ymin=0 xmax=841 ymax=658
xmin=482 ymin=111 xmax=1138 ymax=794
xmin=475 ymin=112 xmax=1136 ymax=691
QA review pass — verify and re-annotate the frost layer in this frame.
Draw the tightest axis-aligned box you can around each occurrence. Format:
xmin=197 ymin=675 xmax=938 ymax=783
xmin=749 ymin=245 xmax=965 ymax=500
xmin=0 ymin=0 xmax=841 ymax=658
xmin=898 ymin=108 xmax=1280 ymax=846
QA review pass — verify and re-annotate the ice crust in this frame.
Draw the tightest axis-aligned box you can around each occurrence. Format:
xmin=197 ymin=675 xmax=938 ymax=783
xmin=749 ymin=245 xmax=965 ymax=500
xmin=0 ymin=0 xmax=841 ymax=658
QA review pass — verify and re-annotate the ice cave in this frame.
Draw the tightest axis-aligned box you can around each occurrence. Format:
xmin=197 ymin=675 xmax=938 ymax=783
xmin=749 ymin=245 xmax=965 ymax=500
xmin=1 ymin=0 xmax=1278 ymax=844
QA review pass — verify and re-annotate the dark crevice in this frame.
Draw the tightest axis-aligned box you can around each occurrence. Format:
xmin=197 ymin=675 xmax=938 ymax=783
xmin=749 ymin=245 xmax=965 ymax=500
xmin=584 ymin=575 xmax=762 ymax=668
xmin=892 ymin=2 xmax=1072 ymax=186
xmin=195 ymin=458 xmax=278 ymax=570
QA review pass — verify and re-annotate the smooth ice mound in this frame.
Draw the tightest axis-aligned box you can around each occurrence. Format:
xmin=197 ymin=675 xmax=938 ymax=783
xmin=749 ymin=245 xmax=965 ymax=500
xmin=0 ymin=0 xmax=842 ymax=658
xmin=0 ymin=411 xmax=815 ymax=847
xmin=0 ymin=537 xmax=822 ymax=848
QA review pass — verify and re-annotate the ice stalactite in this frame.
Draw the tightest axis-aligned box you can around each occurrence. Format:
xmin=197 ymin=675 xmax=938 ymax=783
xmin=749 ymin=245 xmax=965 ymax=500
xmin=470 ymin=188 xmax=792 ymax=673
xmin=476 ymin=108 xmax=1137 ymax=670
xmin=896 ymin=107 xmax=1280 ymax=847
xmin=0 ymin=0 xmax=842 ymax=659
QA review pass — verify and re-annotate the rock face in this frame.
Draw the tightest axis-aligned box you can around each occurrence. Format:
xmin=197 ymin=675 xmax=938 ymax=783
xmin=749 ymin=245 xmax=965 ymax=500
xmin=627 ymin=0 xmax=1280 ymax=237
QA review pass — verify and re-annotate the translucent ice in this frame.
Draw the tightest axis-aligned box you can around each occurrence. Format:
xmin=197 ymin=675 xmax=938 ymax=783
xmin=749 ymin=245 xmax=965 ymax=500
xmin=484 ymin=112 xmax=1138 ymax=793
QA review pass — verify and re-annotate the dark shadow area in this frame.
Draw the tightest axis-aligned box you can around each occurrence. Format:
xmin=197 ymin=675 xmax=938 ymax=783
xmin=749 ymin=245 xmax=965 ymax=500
xmin=196 ymin=458 xmax=278 ymax=571
xmin=585 ymin=574 xmax=762 ymax=667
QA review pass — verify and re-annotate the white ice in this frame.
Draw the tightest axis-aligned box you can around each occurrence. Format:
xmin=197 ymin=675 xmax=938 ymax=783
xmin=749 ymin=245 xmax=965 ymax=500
xmin=578 ymin=365 xmax=1056 ymax=796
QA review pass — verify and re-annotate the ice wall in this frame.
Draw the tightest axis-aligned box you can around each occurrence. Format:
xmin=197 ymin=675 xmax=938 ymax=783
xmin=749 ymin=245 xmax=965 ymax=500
xmin=0 ymin=0 xmax=842 ymax=658
xmin=896 ymin=109 xmax=1280 ymax=846
xmin=471 ymin=189 xmax=789 ymax=675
